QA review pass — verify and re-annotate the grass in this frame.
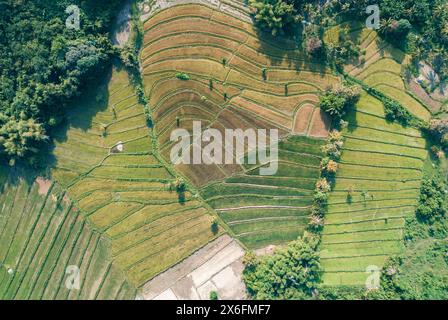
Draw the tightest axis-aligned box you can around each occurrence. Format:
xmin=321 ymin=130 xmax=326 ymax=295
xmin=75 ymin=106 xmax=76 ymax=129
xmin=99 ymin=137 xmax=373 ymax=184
xmin=0 ymin=172 xmax=135 ymax=300
xmin=324 ymin=24 xmax=431 ymax=121
xmin=142 ymin=3 xmax=338 ymax=186
xmin=49 ymin=65 xmax=219 ymax=288
xmin=320 ymin=92 xmax=428 ymax=286
xmin=137 ymin=2 xmax=339 ymax=250
xmin=201 ymin=135 xmax=324 ymax=249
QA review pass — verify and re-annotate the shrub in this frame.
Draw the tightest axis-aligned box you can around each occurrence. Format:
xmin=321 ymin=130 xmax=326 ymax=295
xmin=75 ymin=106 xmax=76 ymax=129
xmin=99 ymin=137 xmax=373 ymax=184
xmin=175 ymin=72 xmax=190 ymax=80
xmin=209 ymin=291 xmax=218 ymax=300
xmin=171 ymin=177 xmax=186 ymax=192
xmin=442 ymin=133 xmax=448 ymax=148
xmin=211 ymin=218 xmax=219 ymax=235
xmin=346 ymin=185 xmax=355 ymax=203
xmin=384 ymin=100 xmax=419 ymax=127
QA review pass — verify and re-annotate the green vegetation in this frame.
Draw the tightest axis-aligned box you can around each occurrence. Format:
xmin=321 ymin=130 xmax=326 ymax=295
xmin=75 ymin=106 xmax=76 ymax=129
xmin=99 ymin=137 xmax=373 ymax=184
xmin=243 ymin=235 xmax=320 ymax=299
xmin=0 ymin=0 xmax=122 ymax=165
xmin=346 ymin=75 xmax=427 ymax=128
xmin=320 ymin=92 xmax=428 ymax=286
xmin=319 ymin=84 xmax=360 ymax=120
xmin=429 ymin=119 xmax=448 ymax=148
xmin=320 ymin=156 xmax=448 ymax=299
xmin=175 ymin=72 xmax=190 ymax=81
xmin=50 ymin=65 xmax=219 ymax=286
xmin=209 ymin=291 xmax=219 ymax=300
xmin=370 ymin=238 xmax=448 ymax=299
xmin=325 ymin=1 xmax=448 ymax=79
xmin=201 ymin=136 xmax=324 ymax=249
xmin=0 ymin=171 xmax=135 ymax=300
xmin=416 ymin=174 xmax=447 ymax=222
xmin=249 ymin=0 xmax=301 ymax=37
xmin=2 ymin=0 xmax=448 ymax=301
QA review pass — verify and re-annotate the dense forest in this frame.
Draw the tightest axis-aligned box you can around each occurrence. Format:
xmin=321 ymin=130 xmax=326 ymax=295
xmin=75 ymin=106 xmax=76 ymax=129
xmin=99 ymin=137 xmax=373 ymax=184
xmin=0 ymin=0 xmax=122 ymax=166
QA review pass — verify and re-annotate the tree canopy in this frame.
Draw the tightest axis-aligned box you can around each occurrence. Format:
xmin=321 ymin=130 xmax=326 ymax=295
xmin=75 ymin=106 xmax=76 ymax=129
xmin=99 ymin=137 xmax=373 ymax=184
xmin=243 ymin=235 xmax=321 ymax=299
xmin=0 ymin=0 xmax=122 ymax=165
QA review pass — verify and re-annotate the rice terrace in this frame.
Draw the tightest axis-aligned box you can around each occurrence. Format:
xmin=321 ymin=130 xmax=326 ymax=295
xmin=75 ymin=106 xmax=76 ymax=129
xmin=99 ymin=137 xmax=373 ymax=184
xmin=0 ymin=0 xmax=447 ymax=302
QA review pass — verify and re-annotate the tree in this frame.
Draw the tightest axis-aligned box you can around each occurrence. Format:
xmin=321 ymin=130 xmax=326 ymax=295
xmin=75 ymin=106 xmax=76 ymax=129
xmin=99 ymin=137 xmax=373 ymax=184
xmin=249 ymin=0 xmax=300 ymax=36
xmin=306 ymin=36 xmax=323 ymax=57
xmin=0 ymin=0 xmax=122 ymax=166
xmin=321 ymin=157 xmax=338 ymax=174
xmin=416 ymin=175 xmax=447 ymax=223
xmin=0 ymin=113 xmax=48 ymax=164
xmin=321 ymin=130 xmax=344 ymax=160
xmin=211 ymin=218 xmax=219 ymax=235
xmin=308 ymin=214 xmax=324 ymax=231
xmin=319 ymin=84 xmax=360 ymax=119
xmin=209 ymin=291 xmax=218 ymax=300
xmin=316 ymin=178 xmax=331 ymax=193
xmin=243 ymin=235 xmax=321 ymax=299
xmin=429 ymin=119 xmax=448 ymax=147
xmin=380 ymin=19 xmax=412 ymax=41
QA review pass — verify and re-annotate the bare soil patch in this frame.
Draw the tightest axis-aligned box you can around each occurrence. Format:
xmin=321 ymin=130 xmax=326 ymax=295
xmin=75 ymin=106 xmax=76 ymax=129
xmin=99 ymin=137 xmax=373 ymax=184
xmin=293 ymin=104 xmax=314 ymax=135
xmin=142 ymin=234 xmax=246 ymax=300
xmin=36 ymin=177 xmax=51 ymax=196
xmin=308 ymin=108 xmax=331 ymax=138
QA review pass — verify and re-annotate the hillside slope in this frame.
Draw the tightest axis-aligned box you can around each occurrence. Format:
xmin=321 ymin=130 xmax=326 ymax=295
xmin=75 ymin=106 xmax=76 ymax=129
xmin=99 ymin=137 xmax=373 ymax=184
xmin=320 ymin=92 xmax=428 ymax=286
xmin=0 ymin=174 xmax=135 ymax=299
xmin=50 ymin=65 xmax=219 ymax=287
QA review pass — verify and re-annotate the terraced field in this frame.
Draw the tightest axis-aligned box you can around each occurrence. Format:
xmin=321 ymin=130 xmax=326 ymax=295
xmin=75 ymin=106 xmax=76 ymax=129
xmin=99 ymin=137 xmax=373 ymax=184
xmin=325 ymin=23 xmax=432 ymax=121
xmin=0 ymin=175 xmax=135 ymax=299
xmin=141 ymin=3 xmax=338 ymax=187
xmin=320 ymin=92 xmax=428 ymax=286
xmin=50 ymin=65 xmax=219 ymax=287
xmin=201 ymin=136 xmax=324 ymax=249
xmin=139 ymin=2 xmax=339 ymax=249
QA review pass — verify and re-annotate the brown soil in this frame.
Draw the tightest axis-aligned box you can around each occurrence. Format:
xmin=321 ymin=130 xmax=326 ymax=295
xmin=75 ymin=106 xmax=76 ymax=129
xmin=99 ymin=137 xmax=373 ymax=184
xmin=35 ymin=177 xmax=51 ymax=196
xmin=308 ymin=108 xmax=331 ymax=138
xmin=407 ymin=78 xmax=441 ymax=113
xmin=293 ymin=104 xmax=314 ymax=135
